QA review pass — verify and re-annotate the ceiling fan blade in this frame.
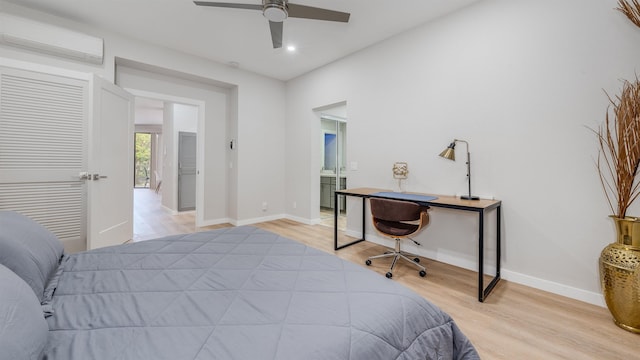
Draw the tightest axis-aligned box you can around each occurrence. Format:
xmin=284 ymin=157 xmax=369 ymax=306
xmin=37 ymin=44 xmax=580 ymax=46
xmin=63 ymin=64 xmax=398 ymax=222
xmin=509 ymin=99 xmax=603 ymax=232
xmin=269 ymin=20 xmax=283 ymax=48
xmin=287 ymin=3 xmax=350 ymax=22
xmin=193 ymin=1 xmax=262 ymax=11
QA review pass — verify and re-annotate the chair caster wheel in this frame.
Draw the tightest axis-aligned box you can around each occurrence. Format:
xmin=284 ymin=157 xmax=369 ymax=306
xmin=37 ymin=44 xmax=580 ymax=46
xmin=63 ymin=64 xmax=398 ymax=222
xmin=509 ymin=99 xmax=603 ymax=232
xmin=365 ymin=259 xmax=372 ymax=266
xmin=385 ymin=272 xmax=393 ymax=278
xmin=419 ymin=270 xmax=426 ymax=277
xmin=413 ymin=258 xmax=420 ymax=263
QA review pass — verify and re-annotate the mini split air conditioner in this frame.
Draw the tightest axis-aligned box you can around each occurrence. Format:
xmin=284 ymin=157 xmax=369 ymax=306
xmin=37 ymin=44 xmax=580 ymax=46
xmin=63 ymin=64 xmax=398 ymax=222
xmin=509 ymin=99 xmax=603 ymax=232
xmin=0 ymin=13 xmax=104 ymax=64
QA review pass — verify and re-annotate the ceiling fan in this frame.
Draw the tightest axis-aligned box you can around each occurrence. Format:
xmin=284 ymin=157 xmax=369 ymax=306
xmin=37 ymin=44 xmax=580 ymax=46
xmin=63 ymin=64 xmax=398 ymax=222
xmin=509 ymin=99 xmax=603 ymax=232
xmin=193 ymin=0 xmax=350 ymax=49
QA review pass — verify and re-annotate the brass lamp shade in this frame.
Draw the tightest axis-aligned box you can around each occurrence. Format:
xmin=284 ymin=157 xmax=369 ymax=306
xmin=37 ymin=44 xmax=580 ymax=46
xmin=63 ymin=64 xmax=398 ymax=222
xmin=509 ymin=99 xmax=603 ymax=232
xmin=439 ymin=143 xmax=456 ymax=161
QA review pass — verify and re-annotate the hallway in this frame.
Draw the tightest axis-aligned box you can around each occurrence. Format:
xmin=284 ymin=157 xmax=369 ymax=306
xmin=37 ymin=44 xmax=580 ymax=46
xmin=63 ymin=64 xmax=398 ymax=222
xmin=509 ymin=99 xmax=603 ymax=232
xmin=133 ymin=188 xmax=229 ymax=241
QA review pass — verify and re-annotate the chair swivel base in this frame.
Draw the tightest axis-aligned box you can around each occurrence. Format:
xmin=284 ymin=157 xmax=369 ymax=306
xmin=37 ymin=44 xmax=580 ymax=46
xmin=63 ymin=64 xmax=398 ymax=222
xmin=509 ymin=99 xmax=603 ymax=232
xmin=365 ymin=251 xmax=426 ymax=278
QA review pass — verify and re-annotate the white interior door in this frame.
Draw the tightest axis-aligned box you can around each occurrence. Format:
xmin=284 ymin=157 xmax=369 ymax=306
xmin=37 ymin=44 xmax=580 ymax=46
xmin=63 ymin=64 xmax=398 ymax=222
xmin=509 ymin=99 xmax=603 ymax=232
xmin=0 ymin=65 xmax=88 ymax=252
xmin=178 ymin=131 xmax=196 ymax=212
xmin=87 ymin=76 xmax=134 ymax=250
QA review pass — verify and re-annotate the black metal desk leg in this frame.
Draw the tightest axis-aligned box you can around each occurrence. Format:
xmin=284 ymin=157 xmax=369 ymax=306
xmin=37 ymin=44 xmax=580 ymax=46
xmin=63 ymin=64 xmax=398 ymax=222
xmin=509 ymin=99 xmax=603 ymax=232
xmin=361 ymin=197 xmax=366 ymax=238
xmin=479 ymin=205 xmax=502 ymax=302
xmin=333 ymin=191 xmax=339 ymax=250
xmin=478 ymin=210 xmax=484 ymax=302
xmin=496 ymin=205 xmax=501 ymax=278
xmin=333 ymin=192 xmax=366 ymax=250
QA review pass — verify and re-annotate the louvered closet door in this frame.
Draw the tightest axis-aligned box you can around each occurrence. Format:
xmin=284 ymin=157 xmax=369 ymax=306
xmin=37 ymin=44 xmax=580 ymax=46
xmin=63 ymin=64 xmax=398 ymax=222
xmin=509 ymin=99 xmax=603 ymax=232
xmin=0 ymin=66 xmax=88 ymax=247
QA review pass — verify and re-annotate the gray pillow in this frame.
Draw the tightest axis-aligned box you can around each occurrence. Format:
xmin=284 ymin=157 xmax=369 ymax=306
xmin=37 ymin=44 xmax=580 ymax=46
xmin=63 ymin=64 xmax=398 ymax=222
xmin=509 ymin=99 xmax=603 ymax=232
xmin=0 ymin=211 xmax=64 ymax=301
xmin=0 ymin=264 xmax=49 ymax=360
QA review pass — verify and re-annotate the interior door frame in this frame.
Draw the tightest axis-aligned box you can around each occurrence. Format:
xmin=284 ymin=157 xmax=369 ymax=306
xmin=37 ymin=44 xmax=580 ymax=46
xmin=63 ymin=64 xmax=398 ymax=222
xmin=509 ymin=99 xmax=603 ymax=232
xmin=319 ymin=114 xmax=347 ymax=219
xmin=125 ymin=89 xmax=206 ymax=226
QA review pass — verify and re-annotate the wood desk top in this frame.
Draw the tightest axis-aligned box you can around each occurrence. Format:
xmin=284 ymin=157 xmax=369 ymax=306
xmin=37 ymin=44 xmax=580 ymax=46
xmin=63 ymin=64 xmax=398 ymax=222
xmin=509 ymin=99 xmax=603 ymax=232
xmin=336 ymin=187 xmax=501 ymax=210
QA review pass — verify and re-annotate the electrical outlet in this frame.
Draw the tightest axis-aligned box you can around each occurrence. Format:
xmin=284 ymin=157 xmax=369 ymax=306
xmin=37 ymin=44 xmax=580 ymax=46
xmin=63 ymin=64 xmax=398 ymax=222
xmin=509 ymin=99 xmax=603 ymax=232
xmin=293 ymin=201 xmax=297 ymax=209
xmin=262 ymin=202 xmax=268 ymax=211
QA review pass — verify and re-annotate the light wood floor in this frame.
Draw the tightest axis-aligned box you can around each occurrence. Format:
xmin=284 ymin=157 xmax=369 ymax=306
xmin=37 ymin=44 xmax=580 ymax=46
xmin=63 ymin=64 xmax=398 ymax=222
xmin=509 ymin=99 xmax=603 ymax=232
xmin=133 ymin=189 xmax=639 ymax=359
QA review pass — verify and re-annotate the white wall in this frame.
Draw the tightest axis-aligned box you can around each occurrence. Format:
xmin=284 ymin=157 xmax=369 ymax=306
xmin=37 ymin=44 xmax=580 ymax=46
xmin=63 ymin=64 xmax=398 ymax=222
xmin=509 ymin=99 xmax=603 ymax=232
xmin=234 ymin=81 xmax=287 ymax=224
xmin=134 ymin=107 xmax=163 ymax=125
xmin=172 ymin=103 xmax=198 ymax=211
xmin=162 ymin=102 xmax=176 ymax=211
xmin=116 ymin=65 xmax=228 ymax=223
xmin=157 ymin=102 xmax=197 ymax=213
xmin=0 ymin=1 xmax=286 ymax=225
xmin=173 ymin=104 xmax=198 ymax=132
xmin=285 ymin=0 xmax=640 ymax=305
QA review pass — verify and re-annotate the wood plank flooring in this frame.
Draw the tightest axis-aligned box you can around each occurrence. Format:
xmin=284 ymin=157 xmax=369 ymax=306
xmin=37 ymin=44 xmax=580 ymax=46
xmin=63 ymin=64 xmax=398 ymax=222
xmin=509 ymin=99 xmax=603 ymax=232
xmin=133 ymin=189 xmax=639 ymax=359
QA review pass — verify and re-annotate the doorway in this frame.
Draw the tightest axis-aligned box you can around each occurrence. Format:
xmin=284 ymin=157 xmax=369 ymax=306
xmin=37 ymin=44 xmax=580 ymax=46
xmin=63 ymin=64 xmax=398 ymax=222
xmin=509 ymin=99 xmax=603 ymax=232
xmin=320 ymin=116 xmax=347 ymax=229
xmin=129 ymin=93 xmax=203 ymax=243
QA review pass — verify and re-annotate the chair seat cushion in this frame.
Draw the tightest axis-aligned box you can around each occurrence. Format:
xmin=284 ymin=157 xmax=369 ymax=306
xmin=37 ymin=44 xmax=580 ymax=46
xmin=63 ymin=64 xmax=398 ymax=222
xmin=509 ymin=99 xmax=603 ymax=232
xmin=374 ymin=218 xmax=419 ymax=237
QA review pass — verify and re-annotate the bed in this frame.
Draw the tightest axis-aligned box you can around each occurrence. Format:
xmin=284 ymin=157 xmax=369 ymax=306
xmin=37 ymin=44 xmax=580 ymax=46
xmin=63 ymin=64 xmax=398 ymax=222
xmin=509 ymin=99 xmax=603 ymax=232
xmin=0 ymin=211 xmax=479 ymax=360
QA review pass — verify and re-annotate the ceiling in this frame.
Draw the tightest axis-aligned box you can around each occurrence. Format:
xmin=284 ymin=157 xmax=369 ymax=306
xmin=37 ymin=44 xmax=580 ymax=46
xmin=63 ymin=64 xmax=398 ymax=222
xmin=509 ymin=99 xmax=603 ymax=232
xmin=4 ymin=0 xmax=481 ymax=81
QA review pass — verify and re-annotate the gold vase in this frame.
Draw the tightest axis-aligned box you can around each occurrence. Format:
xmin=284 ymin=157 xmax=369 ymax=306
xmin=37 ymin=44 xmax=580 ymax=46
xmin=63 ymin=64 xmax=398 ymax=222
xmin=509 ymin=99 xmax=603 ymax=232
xmin=599 ymin=216 xmax=640 ymax=333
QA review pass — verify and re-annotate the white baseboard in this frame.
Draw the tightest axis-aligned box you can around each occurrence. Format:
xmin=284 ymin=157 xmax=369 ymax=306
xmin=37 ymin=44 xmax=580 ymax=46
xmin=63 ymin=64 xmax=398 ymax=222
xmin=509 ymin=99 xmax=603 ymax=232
xmin=199 ymin=214 xmax=317 ymax=227
xmin=162 ymin=205 xmax=177 ymax=215
xmin=362 ymin=232 xmax=495 ymax=274
xmin=501 ymin=269 xmax=605 ymax=307
xmin=284 ymin=214 xmax=319 ymax=225
xmin=344 ymin=228 xmax=362 ymax=239
xmin=351 ymin=229 xmax=605 ymax=307
xmin=199 ymin=214 xmax=286 ymax=227
xmin=234 ymin=214 xmax=286 ymax=226
xmin=198 ymin=217 xmax=232 ymax=227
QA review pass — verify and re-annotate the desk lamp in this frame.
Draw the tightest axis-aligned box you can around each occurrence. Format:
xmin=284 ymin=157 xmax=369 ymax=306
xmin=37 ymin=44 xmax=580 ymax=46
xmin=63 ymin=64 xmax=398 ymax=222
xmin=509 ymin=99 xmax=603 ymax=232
xmin=439 ymin=139 xmax=480 ymax=200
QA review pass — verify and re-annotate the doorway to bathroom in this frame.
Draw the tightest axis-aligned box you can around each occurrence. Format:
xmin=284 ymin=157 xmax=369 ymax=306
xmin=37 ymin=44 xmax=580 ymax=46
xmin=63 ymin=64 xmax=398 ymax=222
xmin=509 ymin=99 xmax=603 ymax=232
xmin=320 ymin=115 xmax=347 ymax=229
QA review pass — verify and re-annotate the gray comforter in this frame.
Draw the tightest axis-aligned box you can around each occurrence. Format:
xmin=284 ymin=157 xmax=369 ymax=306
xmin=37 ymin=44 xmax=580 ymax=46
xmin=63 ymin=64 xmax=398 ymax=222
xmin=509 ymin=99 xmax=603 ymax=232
xmin=42 ymin=226 xmax=479 ymax=359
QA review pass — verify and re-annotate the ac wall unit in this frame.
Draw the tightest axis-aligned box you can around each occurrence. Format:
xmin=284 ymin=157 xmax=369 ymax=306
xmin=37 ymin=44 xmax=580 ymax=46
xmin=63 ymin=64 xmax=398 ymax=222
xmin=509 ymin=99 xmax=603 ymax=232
xmin=0 ymin=13 xmax=104 ymax=64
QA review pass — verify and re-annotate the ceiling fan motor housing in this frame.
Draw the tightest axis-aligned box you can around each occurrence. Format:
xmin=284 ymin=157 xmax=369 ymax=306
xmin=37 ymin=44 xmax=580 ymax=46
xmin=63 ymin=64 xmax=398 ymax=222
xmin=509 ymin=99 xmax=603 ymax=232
xmin=193 ymin=0 xmax=350 ymax=48
xmin=263 ymin=0 xmax=287 ymax=22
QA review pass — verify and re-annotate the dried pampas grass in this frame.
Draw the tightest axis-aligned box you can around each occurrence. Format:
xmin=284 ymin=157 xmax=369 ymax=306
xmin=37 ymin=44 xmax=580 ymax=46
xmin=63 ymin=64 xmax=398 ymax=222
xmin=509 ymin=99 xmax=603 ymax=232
xmin=618 ymin=0 xmax=640 ymax=28
xmin=593 ymin=78 xmax=640 ymax=218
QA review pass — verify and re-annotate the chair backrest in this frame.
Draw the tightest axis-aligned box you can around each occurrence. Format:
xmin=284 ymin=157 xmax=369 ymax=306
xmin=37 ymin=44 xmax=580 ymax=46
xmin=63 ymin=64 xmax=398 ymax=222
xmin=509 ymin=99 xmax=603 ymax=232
xmin=369 ymin=197 xmax=430 ymax=238
xmin=370 ymin=198 xmax=428 ymax=222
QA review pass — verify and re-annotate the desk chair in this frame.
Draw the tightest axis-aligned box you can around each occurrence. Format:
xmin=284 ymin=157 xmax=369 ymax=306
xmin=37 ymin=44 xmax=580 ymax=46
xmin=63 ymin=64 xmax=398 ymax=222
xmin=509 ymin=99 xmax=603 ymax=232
xmin=365 ymin=197 xmax=429 ymax=278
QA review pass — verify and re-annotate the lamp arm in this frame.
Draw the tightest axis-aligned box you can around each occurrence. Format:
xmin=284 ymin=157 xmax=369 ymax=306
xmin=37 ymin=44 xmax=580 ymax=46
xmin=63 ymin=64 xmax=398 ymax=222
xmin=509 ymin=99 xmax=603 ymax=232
xmin=466 ymin=150 xmax=472 ymax=198
xmin=454 ymin=139 xmax=473 ymax=199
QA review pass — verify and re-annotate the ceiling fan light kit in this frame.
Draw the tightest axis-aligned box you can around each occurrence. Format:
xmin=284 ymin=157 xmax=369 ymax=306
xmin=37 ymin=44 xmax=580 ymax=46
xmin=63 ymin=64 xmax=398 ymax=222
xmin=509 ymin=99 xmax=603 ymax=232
xmin=263 ymin=1 xmax=288 ymax=22
xmin=193 ymin=0 xmax=350 ymax=48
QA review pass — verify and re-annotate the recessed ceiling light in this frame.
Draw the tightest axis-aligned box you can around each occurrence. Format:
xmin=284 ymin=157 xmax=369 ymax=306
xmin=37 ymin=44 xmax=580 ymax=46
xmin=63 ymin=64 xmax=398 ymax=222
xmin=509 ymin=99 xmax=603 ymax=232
xmin=286 ymin=45 xmax=296 ymax=52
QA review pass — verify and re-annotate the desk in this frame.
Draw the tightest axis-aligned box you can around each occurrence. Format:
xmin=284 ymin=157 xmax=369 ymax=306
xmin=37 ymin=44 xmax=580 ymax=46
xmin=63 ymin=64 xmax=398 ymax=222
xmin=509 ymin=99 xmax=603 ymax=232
xmin=334 ymin=187 xmax=501 ymax=302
